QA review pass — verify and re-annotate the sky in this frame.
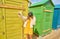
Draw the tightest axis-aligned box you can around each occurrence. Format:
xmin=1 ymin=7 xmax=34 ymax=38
xmin=30 ymin=0 xmax=60 ymax=5
xmin=52 ymin=0 xmax=60 ymax=5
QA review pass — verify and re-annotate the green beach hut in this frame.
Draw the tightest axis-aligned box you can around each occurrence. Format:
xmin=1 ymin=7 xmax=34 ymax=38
xmin=29 ymin=0 xmax=54 ymax=36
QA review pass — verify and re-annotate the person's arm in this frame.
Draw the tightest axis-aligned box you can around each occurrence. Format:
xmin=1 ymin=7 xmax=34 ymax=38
xmin=18 ymin=12 xmax=27 ymax=21
xmin=33 ymin=16 xmax=36 ymax=26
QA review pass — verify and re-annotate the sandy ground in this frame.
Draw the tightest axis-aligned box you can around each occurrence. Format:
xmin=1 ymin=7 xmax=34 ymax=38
xmin=34 ymin=29 xmax=60 ymax=39
xmin=43 ymin=29 xmax=60 ymax=39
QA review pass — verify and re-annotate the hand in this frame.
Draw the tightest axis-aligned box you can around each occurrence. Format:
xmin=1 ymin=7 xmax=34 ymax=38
xmin=18 ymin=12 xmax=22 ymax=15
xmin=18 ymin=13 xmax=21 ymax=15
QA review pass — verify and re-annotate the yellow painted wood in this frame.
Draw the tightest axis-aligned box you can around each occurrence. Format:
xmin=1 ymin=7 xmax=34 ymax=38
xmin=4 ymin=0 xmax=28 ymax=16
xmin=5 ymin=0 xmax=22 ymax=3
xmin=5 ymin=1 xmax=22 ymax=8
xmin=4 ymin=0 xmax=28 ymax=39
xmin=0 ymin=0 xmax=28 ymax=39
xmin=0 ymin=0 xmax=2 ymax=2
xmin=22 ymin=1 xmax=28 ymax=16
xmin=0 ymin=0 xmax=1 ymax=1
xmin=5 ymin=9 xmax=23 ymax=39
xmin=0 ymin=8 xmax=6 ymax=39
xmin=0 ymin=8 xmax=4 ymax=39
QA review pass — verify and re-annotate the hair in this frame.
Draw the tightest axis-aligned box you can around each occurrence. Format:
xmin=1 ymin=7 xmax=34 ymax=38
xmin=27 ymin=12 xmax=33 ymax=19
xmin=28 ymin=12 xmax=33 ymax=17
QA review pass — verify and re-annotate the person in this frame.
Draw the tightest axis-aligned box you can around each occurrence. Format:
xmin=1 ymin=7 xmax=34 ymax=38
xmin=18 ymin=12 xmax=36 ymax=39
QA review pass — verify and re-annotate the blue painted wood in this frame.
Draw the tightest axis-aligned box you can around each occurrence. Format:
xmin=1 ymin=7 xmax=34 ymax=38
xmin=57 ymin=9 xmax=60 ymax=28
xmin=57 ymin=9 xmax=60 ymax=25
xmin=52 ymin=8 xmax=59 ymax=29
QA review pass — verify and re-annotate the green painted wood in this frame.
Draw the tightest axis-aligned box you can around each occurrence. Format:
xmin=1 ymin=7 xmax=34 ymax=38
xmin=29 ymin=1 xmax=54 ymax=36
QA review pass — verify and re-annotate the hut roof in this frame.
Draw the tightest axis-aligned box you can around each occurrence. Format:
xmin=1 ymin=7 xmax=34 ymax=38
xmin=55 ymin=5 xmax=60 ymax=8
xmin=29 ymin=0 xmax=54 ymax=7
